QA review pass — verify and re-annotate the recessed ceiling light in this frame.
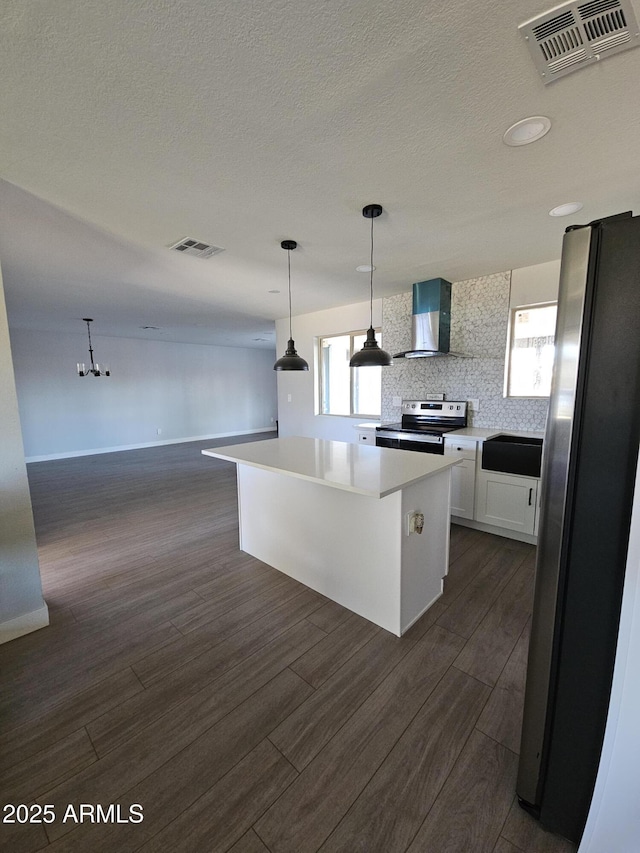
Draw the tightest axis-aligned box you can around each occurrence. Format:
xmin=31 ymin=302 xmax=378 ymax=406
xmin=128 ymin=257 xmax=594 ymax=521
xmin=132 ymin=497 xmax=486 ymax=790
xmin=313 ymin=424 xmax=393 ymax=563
xmin=503 ymin=116 xmax=552 ymax=147
xmin=356 ymin=264 xmax=375 ymax=273
xmin=549 ymin=202 xmax=584 ymax=217
xmin=268 ymin=289 xmax=280 ymax=294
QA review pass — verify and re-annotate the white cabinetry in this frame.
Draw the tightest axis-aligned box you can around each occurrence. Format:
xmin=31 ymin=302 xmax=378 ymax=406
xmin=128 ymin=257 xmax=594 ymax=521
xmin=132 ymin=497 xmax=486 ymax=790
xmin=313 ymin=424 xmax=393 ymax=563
xmin=475 ymin=469 xmax=539 ymax=536
xmin=444 ymin=438 xmax=477 ymax=519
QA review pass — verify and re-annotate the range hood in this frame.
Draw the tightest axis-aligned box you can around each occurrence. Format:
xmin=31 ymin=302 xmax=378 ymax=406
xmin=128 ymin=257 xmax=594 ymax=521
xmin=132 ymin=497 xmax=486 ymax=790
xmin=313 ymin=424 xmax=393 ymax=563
xmin=393 ymin=278 xmax=468 ymax=358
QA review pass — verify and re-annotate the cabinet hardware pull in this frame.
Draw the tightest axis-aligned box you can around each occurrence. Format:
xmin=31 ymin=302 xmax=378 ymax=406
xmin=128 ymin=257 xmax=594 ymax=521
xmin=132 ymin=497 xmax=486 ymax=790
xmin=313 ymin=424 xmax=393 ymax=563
xmin=528 ymin=488 xmax=533 ymax=506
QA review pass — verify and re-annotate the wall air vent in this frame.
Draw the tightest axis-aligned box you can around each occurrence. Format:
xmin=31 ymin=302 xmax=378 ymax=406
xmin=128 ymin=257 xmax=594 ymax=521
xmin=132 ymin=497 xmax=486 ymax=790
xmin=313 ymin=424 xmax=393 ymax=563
xmin=519 ymin=0 xmax=640 ymax=83
xmin=169 ymin=237 xmax=225 ymax=258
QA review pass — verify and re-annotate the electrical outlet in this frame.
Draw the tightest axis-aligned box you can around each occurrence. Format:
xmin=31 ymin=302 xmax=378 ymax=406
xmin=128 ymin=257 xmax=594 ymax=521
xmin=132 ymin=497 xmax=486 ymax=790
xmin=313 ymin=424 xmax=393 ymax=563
xmin=392 ymin=396 xmax=402 ymax=407
xmin=469 ymin=399 xmax=480 ymax=412
xmin=156 ymin=428 xmax=162 ymax=435
xmin=287 ymin=394 xmax=292 ymax=403
xmin=406 ymin=511 xmax=425 ymax=535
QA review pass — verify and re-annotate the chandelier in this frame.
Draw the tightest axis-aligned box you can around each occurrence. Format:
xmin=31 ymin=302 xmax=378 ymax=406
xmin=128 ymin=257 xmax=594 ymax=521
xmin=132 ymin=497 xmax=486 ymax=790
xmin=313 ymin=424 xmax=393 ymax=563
xmin=77 ymin=318 xmax=110 ymax=377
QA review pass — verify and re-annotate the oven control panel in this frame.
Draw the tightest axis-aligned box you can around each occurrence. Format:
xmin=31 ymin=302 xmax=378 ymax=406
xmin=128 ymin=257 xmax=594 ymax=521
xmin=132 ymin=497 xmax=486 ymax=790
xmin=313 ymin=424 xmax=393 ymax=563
xmin=402 ymin=400 xmax=467 ymax=418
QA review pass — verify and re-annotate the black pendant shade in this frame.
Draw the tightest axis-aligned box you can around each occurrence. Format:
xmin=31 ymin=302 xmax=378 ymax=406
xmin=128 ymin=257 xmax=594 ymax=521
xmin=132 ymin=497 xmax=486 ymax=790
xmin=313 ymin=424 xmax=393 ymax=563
xmin=274 ymin=338 xmax=308 ymax=371
xmin=274 ymin=240 xmax=308 ymax=371
xmin=350 ymin=204 xmax=392 ymax=368
xmin=349 ymin=325 xmax=392 ymax=367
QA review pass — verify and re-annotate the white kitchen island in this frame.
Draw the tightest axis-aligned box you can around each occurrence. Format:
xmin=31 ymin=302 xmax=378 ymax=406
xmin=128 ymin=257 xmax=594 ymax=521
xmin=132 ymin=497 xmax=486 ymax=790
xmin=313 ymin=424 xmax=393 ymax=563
xmin=202 ymin=436 xmax=460 ymax=636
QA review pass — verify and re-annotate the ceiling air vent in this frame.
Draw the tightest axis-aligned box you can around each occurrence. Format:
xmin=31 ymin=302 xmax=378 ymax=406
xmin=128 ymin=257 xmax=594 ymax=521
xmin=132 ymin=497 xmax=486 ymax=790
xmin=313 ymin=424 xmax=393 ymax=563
xmin=519 ymin=0 xmax=640 ymax=83
xmin=169 ymin=237 xmax=225 ymax=259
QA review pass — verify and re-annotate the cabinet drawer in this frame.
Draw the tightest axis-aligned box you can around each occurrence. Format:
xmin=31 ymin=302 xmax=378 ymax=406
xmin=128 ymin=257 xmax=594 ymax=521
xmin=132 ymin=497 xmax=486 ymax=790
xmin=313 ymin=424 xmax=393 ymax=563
xmin=444 ymin=439 xmax=477 ymax=461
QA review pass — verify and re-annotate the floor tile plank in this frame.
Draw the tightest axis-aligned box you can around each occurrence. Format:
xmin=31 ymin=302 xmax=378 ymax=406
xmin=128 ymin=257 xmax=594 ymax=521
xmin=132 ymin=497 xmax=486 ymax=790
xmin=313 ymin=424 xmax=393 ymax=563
xmin=494 ymin=836 xmax=525 ymax=853
xmin=0 ymin=668 xmax=143 ymax=766
xmin=254 ymin=624 xmax=466 ymax=853
xmin=0 ymin=815 xmax=49 ymax=853
xmin=0 ymin=728 xmax=97 ymax=804
xmin=0 ymin=620 xmax=181 ymax=728
xmin=88 ymin=594 xmax=325 ymax=755
xmin=476 ymin=620 xmax=531 ymax=754
xmin=270 ymin=629 xmax=415 ymax=770
xmin=453 ymin=553 xmax=534 ymax=686
xmin=139 ymin=739 xmax=297 ymax=852
xmin=319 ymin=667 xmax=491 ymax=853
xmin=226 ymin=830 xmax=272 ymax=852
xmin=436 ymin=543 xmax=531 ymax=638
xmin=43 ymin=668 xmax=312 ymax=850
xmin=133 ymin=586 xmax=325 ymax=687
xmin=171 ymin=573 xmax=299 ymax=634
xmin=406 ymin=729 xmax=518 ymax=853
xmin=440 ymin=529 xmax=504 ymax=605
xmin=289 ymin=612 xmax=381 ymax=688
xmin=305 ymin=599 xmax=352 ymax=633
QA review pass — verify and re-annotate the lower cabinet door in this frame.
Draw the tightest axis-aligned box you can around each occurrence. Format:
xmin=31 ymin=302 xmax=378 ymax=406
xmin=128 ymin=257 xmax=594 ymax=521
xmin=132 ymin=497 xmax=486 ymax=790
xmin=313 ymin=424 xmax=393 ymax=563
xmin=475 ymin=470 xmax=538 ymax=535
xmin=450 ymin=459 xmax=475 ymax=519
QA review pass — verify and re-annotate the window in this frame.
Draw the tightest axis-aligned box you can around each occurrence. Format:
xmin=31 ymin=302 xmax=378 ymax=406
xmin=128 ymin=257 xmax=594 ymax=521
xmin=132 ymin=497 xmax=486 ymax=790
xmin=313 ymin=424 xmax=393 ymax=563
xmin=506 ymin=302 xmax=557 ymax=397
xmin=319 ymin=331 xmax=382 ymax=416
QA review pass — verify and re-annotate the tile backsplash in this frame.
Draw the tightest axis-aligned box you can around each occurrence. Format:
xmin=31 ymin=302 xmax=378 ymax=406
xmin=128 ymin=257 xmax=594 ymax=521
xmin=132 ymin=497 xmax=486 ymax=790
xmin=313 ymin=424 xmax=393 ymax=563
xmin=381 ymin=271 xmax=549 ymax=431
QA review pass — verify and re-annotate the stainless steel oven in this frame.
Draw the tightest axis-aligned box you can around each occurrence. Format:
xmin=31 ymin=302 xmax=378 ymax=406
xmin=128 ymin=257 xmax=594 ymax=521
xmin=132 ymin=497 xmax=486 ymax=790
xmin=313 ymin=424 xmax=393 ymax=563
xmin=375 ymin=400 xmax=468 ymax=454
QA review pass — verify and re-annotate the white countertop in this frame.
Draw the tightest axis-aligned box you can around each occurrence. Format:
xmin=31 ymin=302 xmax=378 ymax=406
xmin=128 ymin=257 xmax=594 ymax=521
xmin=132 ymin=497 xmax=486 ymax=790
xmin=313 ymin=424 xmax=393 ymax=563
xmin=444 ymin=427 xmax=498 ymax=440
xmin=202 ymin=436 xmax=460 ymax=499
xmin=446 ymin=427 xmax=545 ymax=441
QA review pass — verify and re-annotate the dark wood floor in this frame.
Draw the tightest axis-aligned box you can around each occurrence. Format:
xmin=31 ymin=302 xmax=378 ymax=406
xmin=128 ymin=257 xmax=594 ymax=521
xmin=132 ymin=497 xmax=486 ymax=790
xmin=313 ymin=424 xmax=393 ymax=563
xmin=0 ymin=436 xmax=578 ymax=853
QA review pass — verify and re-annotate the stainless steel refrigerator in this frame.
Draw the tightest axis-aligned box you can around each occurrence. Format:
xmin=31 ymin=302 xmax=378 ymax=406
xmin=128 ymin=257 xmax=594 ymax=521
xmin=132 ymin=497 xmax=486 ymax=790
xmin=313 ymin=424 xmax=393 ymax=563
xmin=516 ymin=212 xmax=640 ymax=843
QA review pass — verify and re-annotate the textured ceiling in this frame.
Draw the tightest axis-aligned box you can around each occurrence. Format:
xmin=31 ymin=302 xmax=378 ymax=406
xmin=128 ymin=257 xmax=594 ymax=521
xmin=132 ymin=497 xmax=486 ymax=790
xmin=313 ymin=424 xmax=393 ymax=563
xmin=1 ymin=0 xmax=639 ymax=347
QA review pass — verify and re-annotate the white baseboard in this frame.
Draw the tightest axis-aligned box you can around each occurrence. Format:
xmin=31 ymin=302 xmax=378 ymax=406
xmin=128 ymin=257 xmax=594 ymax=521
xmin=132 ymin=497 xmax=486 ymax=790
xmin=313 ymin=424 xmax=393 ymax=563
xmin=451 ymin=515 xmax=537 ymax=545
xmin=0 ymin=602 xmax=50 ymax=644
xmin=25 ymin=428 xmax=277 ymax=463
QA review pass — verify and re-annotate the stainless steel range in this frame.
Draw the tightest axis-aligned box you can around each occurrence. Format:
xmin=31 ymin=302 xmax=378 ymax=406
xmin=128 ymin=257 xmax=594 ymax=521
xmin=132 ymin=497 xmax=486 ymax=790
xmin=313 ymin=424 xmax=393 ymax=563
xmin=375 ymin=400 xmax=468 ymax=454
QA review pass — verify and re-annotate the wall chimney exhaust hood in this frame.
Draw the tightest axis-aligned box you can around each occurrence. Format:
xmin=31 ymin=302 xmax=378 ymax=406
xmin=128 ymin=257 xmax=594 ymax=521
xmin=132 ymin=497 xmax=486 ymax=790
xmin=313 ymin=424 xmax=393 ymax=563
xmin=393 ymin=278 xmax=469 ymax=358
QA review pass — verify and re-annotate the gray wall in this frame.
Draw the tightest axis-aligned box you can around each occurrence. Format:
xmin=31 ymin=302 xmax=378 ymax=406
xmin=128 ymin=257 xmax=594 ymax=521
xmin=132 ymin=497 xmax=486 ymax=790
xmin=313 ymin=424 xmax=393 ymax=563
xmin=0 ymin=266 xmax=46 ymax=631
xmin=10 ymin=328 xmax=278 ymax=459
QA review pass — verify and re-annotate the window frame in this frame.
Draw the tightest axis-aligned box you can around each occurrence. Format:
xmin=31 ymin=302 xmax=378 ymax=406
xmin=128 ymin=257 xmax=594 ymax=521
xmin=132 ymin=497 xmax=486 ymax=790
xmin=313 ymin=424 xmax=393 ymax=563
xmin=504 ymin=300 xmax=558 ymax=399
xmin=318 ymin=328 xmax=383 ymax=418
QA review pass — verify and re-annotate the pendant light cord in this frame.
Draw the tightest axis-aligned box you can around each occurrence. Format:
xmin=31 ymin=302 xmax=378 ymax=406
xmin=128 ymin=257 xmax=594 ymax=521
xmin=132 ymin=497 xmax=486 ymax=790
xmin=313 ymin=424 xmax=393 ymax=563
xmin=287 ymin=247 xmax=293 ymax=340
xmin=369 ymin=213 xmax=374 ymax=328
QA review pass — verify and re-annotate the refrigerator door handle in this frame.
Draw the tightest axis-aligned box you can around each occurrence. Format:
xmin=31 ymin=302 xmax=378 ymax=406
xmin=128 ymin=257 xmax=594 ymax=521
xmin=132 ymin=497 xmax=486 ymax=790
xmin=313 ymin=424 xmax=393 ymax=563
xmin=529 ymin=487 xmax=533 ymax=506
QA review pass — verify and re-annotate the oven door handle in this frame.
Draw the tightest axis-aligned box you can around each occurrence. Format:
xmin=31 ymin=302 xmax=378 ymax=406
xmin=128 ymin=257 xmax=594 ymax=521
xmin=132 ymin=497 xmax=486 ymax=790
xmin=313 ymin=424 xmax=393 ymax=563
xmin=376 ymin=430 xmax=443 ymax=444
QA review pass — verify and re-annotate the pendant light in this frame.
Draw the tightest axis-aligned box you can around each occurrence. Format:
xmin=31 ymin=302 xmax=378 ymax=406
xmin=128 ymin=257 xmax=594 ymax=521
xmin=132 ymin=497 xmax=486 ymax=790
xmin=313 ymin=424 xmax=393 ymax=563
xmin=77 ymin=318 xmax=110 ymax=376
xmin=349 ymin=204 xmax=392 ymax=367
xmin=273 ymin=240 xmax=309 ymax=371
